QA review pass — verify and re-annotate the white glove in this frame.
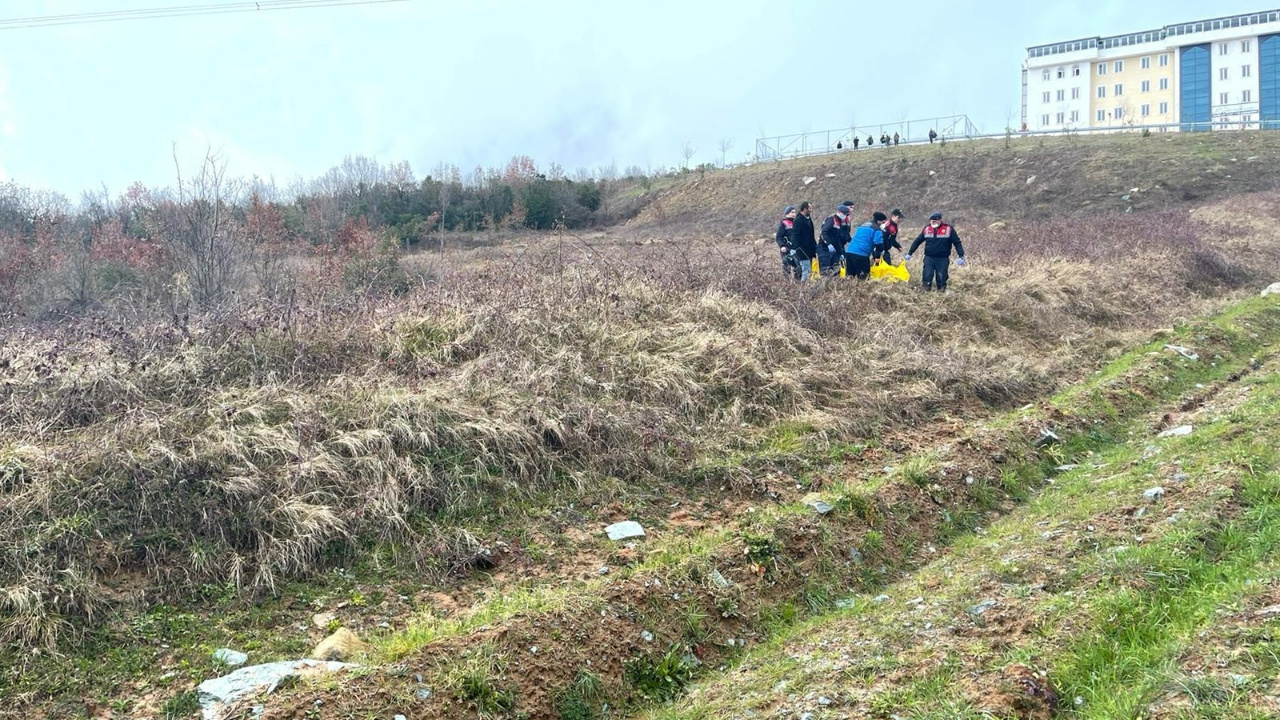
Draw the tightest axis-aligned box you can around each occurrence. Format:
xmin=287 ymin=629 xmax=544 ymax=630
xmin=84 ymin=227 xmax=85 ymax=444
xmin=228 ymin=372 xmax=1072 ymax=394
xmin=903 ymin=254 xmax=912 ymax=261
xmin=957 ymin=257 xmax=967 ymax=266
xmin=827 ymin=244 xmax=836 ymax=254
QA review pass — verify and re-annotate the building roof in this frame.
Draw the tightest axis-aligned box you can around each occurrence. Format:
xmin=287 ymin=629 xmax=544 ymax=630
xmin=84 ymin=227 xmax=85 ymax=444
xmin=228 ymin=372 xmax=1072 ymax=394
xmin=1027 ymin=7 xmax=1280 ymax=58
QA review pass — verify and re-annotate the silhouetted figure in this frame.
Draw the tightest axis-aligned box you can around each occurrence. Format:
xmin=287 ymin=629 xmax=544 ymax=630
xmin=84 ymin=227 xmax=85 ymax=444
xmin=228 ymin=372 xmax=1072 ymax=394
xmin=893 ymin=132 xmax=901 ymax=146
xmin=867 ymin=135 xmax=875 ymax=147
xmin=853 ymin=136 xmax=860 ymax=149
xmin=837 ymin=141 xmax=843 ymax=150
xmin=928 ymin=129 xmax=938 ymax=144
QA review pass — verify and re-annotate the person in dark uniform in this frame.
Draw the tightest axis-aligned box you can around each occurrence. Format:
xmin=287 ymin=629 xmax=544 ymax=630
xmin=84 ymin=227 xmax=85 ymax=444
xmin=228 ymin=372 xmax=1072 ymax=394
xmin=818 ymin=205 xmax=852 ymax=277
xmin=775 ymin=206 xmax=797 ymax=276
xmin=928 ymin=129 xmax=938 ymax=144
xmin=853 ymin=136 xmax=860 ymax=150
xmin=905 ymin=211 xmax=966 ymax=292
xmin=881 ymin=208 xmax=904 ymax=264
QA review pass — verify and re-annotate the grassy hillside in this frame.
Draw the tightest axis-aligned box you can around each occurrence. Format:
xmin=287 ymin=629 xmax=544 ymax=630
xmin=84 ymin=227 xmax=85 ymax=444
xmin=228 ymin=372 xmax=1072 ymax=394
xmin=652 ymin=306 xmax=1280 ymax=720
xmin=627 ymin=131 xmax=1280 ymax=236
xmin=2 ymin=133 xmax=1279 ymax=719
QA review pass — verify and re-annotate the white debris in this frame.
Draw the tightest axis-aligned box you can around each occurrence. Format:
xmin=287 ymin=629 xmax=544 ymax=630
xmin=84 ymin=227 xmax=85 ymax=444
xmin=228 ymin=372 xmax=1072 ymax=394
xmin=1158 ymin=425 xmax=1194 ymax=438
xmin=604 ymin=521 xmax=646 ymax=541
xmin=1143 ymin=487 xmax=1166 ymax=502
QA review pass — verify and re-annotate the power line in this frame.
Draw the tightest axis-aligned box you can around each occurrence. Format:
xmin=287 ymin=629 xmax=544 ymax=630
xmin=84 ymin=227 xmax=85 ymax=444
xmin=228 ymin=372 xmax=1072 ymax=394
xmin=0 ymin=0 xmax=409 ymax=30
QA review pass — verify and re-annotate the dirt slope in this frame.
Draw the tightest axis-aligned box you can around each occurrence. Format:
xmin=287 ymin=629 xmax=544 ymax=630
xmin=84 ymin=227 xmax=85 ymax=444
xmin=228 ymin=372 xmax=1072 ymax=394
xmin=627 ymin=132 xmax=1280 ymax=236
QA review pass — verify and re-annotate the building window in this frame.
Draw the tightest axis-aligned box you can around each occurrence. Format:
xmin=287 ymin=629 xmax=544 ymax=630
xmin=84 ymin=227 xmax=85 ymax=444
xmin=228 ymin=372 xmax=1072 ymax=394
xmin=1042 ymin=69 xmax=1050 ymax=81
xmin=1220 ymin=42 xmax=1229 ymax=56
xmin=1073 ymin=65 xmax=1081 ymax=76
xmin=1098 ymin=63 xmax=1107 ymax=76
xmin=1221 ymin=92 xmax=1230 ymax=105
xmin=1057 ymin=67 xmax=1065 ymax=79
xmin=1043 ymin=91 xmax=1051 ymax=103
xmin=1142 ymin=104 xmax=1151 ymax=116
xmin=1115 ymin=107 xmax=1125 ymax=119
xmin=1160 ymin=101 xmax=1169 ymax=114
xmin=1097 ymin=109 xmax=1106 ymax=122
xmin=1057 ymin=112 xmax=1065 ymax=124
xmin=1220 ymin=67 xmax=1230 ymax=80
xmin=1160 ymin=77 xmax=1170 ymax=90
xmin=1243 ymin=39 xmax=1253 ymax=52
xmin=1160 ymin=54 xmax=1170 ymax=67
xmin=1244 ymin=64 xmax=1252 ymax=77
xmin=1245 ymin=115 xmax=1253 ymax=122
xmin=1115 ymin=83 xmax=1123 ymax=96
xmin=1098 ymin=86 xmax=1107 ymax=98
xmin=1142 ymin=56 xmax=1151 ymax=69
xmin=1042 ymin=114 xmax=1050 ymax=126
xmin=1244 ymin=89 xmax=1253 ymax=103
xmin=1072 ymin=87 xmax=1081 ymax=100
xmin=1114 ymin=59 xmax=1124 ymax=72
xmin=1071 ymin=110 xmax=1080 ymax=123
xmin=1142 ymin=80 xmax=1151 ymax=92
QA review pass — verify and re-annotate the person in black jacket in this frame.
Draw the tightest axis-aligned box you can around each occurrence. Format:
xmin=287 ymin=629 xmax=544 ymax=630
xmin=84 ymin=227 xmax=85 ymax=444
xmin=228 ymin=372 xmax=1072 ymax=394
xmin=905 ymin=211 xmax=966 ymax=291
xmin=790 ymin=202 xmax=817 ymax=280
xmin=881 ymin=208 xmax=905 ymax=264
xmin=853 ymin=136 xmax=860 ymax=150
xmin=818 ymin=205 xmax=852 ymax=277
xmin=775 ymin=206 xmax=797 ymax=276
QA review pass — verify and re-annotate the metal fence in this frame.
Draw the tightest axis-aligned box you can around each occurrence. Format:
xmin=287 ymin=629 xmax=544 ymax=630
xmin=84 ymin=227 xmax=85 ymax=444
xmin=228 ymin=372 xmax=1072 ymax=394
xmin=754 ymin=115 xmax=982 ymax=162
xmin=737 ymin=119 xmax=1280 ymax=168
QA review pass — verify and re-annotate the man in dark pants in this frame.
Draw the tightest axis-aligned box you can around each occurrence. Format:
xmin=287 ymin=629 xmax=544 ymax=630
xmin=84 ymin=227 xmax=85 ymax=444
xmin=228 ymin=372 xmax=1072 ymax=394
xmin=790 ymin=202 xmax=816 ymax=280
xmin=905 ymin=211 xmax=966 ymax=292
xmin=846 ymin=211 xmax=886 ymax=280
xmin=881 ymin=208 xmax=904 ymax=264
xmin=775 ymin=206 xmax=797 ymax=276
xmin=818 ymin=205 xmax=852 ymax=277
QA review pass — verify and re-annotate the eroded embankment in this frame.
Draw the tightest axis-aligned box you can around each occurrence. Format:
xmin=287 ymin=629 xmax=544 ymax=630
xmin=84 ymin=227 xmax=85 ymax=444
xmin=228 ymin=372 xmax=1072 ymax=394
xmin=245 ymin=301 xmax=1280 ymax=720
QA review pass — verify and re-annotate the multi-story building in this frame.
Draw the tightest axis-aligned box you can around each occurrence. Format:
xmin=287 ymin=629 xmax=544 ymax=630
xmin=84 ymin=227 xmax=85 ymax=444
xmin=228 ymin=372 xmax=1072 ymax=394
xmin=1023 ymin=9 xmax=1280 ymax=131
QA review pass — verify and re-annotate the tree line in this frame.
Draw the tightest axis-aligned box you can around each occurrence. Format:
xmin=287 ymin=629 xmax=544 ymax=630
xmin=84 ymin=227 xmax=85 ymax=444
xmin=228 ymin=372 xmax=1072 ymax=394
xmin=0 ymin=152 xmax=659 ymax=315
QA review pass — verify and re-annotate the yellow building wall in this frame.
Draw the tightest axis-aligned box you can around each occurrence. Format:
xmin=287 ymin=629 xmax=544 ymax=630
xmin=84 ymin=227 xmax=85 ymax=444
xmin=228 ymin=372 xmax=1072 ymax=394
xmin=1090 ymin=50 xmax=1177 ymax=127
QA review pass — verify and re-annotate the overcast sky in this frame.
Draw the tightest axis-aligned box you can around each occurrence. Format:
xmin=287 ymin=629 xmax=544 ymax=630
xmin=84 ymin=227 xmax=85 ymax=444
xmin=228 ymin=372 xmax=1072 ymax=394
xmin=0 ymin=0 xmax=1270 ymax=197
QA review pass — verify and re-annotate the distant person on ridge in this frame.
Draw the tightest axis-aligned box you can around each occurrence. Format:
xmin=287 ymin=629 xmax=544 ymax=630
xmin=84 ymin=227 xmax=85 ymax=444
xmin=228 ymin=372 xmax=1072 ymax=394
xmin=881 ymin=132 xmax=890 ymax=147
xmin=853 ymin=136 xmax=860 ymax=150
xmin=867 ymin=134 xmax=875 ymax=147
xmin=905 ymin=211 xmax=966 ymax=292
xmin=776 ymin=205 xmax=797 ymax=276
xmin=893 ymin=132 xmax=901 ymax=146
xmin=837 ymin=141 xmax=843 ymax=150
xmin=791 ymin=201 xmax=817 ymax=280
xmin=881 ymin=208 xmax=905 ymax=264
xmin=819 ymin=205 xmax=852 ymax=277
xmin=846 ymin=211 xmax=887 ymax=280
xmin=928 ymin=128 xmax=938 ymax=144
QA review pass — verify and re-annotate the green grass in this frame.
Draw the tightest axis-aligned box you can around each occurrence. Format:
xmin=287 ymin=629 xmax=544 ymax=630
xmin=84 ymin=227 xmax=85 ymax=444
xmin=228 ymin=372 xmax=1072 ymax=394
xmin=648 ymin=326 xmax=1280 ymax=719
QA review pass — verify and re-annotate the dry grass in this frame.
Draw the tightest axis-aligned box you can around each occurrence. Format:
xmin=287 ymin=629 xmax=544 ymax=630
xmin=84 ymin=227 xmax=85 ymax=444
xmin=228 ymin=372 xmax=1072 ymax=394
xmin=0 ymin=182 xmax=1275 ymax=653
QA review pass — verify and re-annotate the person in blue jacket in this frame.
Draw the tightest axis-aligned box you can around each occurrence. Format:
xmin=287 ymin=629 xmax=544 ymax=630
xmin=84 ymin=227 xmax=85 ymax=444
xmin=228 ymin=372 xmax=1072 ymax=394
xmin=845 ymin=211 xmax=887 ymax=280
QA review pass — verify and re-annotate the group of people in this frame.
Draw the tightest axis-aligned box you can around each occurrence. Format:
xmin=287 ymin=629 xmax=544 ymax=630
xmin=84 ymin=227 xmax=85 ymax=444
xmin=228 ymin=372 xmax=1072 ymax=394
xmin=775 ymin=203 xmax=966 ymax=291
xmin=834 ymin=128 xmax=940 ymax=150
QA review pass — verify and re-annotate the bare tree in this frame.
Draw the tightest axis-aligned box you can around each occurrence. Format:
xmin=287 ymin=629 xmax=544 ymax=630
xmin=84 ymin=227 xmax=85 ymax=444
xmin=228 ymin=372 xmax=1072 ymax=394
xmin=681 ymin=142 xmax=696 ymax=170
xmin=718 ymin=138 xmax=734 ymax=167
xmin=155 ymin=147 xmax=245 ymax=307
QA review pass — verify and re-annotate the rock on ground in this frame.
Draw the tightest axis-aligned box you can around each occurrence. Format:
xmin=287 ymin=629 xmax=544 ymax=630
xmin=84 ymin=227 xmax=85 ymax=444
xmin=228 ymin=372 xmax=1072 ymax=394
xmin=198 ymin=660 xmax=355 ymax=720
xmin=310 ymin=627 xmax=371 ymax=662
xmin=1261 ymin=282 xmax=1280 ymax=297
xmin=212 ymin=648 xmax=248 ymax=667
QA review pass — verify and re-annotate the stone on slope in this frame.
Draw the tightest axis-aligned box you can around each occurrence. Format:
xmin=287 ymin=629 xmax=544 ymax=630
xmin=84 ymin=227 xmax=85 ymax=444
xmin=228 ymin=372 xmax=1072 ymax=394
xmin=198 ymin=660 xmax=355 ymax=720
xmin=310 ymin=627 xmax=371 ymax=662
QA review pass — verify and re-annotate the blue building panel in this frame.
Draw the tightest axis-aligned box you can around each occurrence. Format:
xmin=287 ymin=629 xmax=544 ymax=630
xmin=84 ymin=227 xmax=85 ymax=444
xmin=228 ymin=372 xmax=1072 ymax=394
xmin=1180 ymin=44 xmax=1211 ymax=131
xmin=1261 ymin=35 xmax=1280 ymax=129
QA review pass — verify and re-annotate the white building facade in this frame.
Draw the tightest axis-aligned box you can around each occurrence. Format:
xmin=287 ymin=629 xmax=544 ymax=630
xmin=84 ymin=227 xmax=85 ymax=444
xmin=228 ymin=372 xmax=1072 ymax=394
xmin=1023 ymin=9 xmax=1280 ymax=131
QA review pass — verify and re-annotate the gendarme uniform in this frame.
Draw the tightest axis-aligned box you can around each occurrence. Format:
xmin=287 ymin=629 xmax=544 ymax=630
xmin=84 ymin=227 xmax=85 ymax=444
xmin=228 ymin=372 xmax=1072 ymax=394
xmin=907 ymin=212 xmax=966 ymax=292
